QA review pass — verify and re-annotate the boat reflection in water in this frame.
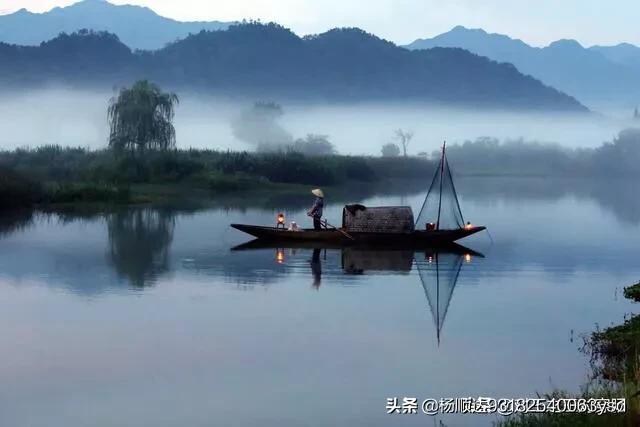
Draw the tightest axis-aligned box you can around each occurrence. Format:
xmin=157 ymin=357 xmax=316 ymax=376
xmin=416 ymin=251 xmax=467 ymax=345
xmin=232 ymin=240 xmax=483 ymax=344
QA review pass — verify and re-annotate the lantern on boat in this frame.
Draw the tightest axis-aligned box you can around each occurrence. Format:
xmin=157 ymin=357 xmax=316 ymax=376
xmin=465 ymin=254 xmax=472 ymax=263
xmin=276 ymin=213 xmax=286 ymax=229
xmin=464 ymin=222 xmax=473 ymax=230
xmin=426 ymin=222 xmax=436 ymax=231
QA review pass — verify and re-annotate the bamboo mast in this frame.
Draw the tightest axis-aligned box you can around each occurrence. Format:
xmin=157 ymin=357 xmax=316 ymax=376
xmin=436 ymin=142 xmax=446 ymax=230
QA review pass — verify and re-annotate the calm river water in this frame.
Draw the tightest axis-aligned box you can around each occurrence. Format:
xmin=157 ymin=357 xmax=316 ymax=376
xmin=0 ymin=177 xmax=639 ymax=426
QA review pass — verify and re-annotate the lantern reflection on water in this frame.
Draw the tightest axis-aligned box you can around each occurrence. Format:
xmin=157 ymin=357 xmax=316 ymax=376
xmin=276 ymin=248 xmax=285 ymax=264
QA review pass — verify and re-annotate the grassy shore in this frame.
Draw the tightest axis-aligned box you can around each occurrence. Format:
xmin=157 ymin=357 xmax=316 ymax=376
xmin=498 ymin=282 xmax=640 ymax=426
xmin=0 ymin=146 xmax=435 ymax=209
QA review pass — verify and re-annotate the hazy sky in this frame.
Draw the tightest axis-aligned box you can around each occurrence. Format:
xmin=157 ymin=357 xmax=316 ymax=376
xmin=1 ymin=0 xmax=638 ymax=47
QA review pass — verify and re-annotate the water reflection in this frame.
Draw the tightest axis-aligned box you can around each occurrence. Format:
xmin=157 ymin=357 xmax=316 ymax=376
xmin=309 ymin=248 xmax=321 ymax=289
xmin=107 ymin=209 xmax=176 ymax=288
xmin=342 ymin=247 xmax=414 ymax=274
xmin=0 ymin=209 xmax=34 ymax=236
xmin=458 ymin=177 xmax=640 ymax=226
xmin=416 ymin=252 xmax=464 ymax=345
xmin=233 ymin=241 xmax=480 ymax=344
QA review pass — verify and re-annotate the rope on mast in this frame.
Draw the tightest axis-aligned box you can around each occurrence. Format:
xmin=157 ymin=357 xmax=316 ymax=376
xmin=445 ymin=152 xmax=465 ymax=227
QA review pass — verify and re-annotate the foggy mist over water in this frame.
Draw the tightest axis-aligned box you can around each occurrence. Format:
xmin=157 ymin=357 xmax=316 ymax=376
xmin=0 ymin=88 xmax=634 ymax=154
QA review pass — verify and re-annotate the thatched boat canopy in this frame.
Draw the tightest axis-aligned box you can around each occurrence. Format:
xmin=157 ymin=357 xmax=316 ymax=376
xmin=342 ymin=205 xmax=414 ymax=234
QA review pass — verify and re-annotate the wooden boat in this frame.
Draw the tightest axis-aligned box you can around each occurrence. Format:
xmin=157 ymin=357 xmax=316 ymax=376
xmin=230 ymin=223 xmax=485 ymax=245
xmin=231 ymin=142 xmax=486 ymax=246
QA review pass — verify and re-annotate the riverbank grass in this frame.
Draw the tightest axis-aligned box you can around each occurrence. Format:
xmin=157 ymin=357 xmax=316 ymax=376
xmin=498 ymin=282 xmax=640 ymax=426
xmin=0 ymin=146 xmax=434 ymax=209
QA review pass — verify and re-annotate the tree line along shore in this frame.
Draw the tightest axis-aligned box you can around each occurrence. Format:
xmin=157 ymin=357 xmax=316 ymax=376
xmin=0 ymin=147 xmax=435 ymax=209
xmin=1 ymin=79 xmax=639 ymax=211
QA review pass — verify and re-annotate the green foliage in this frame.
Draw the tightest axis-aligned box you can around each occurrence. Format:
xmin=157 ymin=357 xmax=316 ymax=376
xmin=0 ymin=166 xmax=43 ymax=209
xmin=500 ymin=280 xmax=640 ymax=426
xmin=441 ymin=129 xmax=640 ymax=176
xmin=624 ymin=283 xmax=640 ymax=303
xmin=206 ymin=172 xmax=269 ymax=192
xmin=0 ymin=146 xmax=435 ymax=208
xmin=592 ymin=128 xmax=640 ymax=176
xmin=45 ymin=183 xmax=130 ymax=204
xmin=381 ymin=143 xmax=401 ymax=157
xmin=289 ymin=134 xmax=336 ymax=156
xmin=588 ymin=315 xmax=640 ymax=383
xmin=255 ymin=152 xmax=337 ymax=185
xmin=108 ymin=80 xmax=179 ymax=152
xmin=497 ymin=389 xmax=630 ymax=426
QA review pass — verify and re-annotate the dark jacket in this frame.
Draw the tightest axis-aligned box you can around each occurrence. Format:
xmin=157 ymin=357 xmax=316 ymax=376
xmin=309 ymin=197 xmax=324 ymax=218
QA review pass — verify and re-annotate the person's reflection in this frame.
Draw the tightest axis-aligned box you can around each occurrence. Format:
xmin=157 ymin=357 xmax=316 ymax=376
xmin=310 ymin=248 xmax=322 ymax=290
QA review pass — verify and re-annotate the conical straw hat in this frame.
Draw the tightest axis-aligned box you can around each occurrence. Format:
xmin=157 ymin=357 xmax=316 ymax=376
xmin=312 ymin=189 xmax=324 ymax=198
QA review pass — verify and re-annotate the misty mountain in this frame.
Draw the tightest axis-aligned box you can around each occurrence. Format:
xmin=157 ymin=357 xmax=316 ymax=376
xmin=591 ymin=43 xmax=640 ymax=70
xmin=0 ymin=0 xmax=230 ymax=50
xmin=0 ymin=23 xmax=586 ymax=111
xmin=0 ymin=24 xmax=586 ymax=111
xmin=406 ymin=26 xmax=640 ymax=108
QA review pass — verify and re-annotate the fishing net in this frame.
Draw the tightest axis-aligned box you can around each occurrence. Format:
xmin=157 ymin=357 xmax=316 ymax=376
xmin=415 ymin=151 xmax=465 ymax=230
xmin=415 ymin=252 xmax=464 ymax=344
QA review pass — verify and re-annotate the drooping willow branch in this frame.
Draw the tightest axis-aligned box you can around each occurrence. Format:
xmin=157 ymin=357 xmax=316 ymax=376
xmin=108 ymin=80 xmax=179 ymax=152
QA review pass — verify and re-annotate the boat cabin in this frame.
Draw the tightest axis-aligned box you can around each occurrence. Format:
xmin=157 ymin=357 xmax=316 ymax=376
xmin=342 ymin=205 xmax=414 ymax=234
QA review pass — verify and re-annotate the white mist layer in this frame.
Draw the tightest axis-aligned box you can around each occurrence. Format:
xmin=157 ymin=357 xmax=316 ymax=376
xmin=0 ymin=89 xmax=635 ymax=154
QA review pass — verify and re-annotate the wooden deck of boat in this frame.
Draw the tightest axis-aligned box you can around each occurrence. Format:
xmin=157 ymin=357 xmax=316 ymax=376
xmin=230 ymin=224 xmax=486 ymax=245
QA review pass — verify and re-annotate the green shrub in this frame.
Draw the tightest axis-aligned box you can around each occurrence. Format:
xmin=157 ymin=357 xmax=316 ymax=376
xmin=46 ymin=183 xmax=130 ymax=204
xmin=207 ymin=172 xmax=269 ymax=192
xmin=0 ymin=166 xmax=43 ymax=209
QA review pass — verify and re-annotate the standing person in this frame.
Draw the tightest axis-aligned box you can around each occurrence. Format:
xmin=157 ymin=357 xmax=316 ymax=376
xmin=307 ymin=189 xmax=325 ymax=230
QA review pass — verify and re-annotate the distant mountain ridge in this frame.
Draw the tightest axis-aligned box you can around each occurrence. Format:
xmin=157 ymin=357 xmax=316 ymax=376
xmin=406 ymin=26 xmax=640 ymax=108
xmin=0 ymin=0 xmax=231 ymax=50
xmin=0 ymin=24 xmax=586 ymax=111
xmin=591 ymin=43 xmax=640 ymax=69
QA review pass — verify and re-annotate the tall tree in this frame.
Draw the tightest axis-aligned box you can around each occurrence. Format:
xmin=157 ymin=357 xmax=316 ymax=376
xmin=108 ymin=80 xmax=179 ymax=152
xmin=394 ymin=129 xmax=414 ymax=157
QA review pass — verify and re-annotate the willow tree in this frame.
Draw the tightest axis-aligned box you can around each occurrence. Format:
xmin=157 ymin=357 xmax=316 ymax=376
xmin=108 ymin=80 xmax=179 ymax=152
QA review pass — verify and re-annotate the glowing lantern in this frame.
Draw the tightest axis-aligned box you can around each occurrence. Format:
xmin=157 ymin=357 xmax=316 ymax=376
xmin=464 ymin=222 xmax=473 ymax=230
xmin=465 ymin=254 xmax=472 ymax=263
xmin=276 ymin=213 xmax=286 ymax=229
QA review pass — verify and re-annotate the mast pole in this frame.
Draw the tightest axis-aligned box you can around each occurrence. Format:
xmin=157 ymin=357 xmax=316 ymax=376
xmin=436 ymin=252 xmax=441 ymax=346
xmin=436 ymin=141 xmax=445 ymax=230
